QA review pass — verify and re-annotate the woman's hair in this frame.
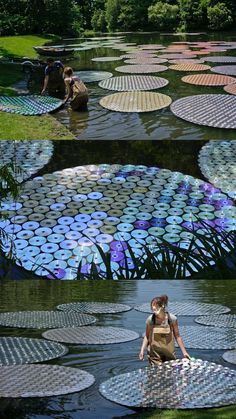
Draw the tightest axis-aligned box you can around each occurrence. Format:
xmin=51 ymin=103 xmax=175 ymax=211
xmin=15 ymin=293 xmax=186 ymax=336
xmin=151 ymin=295 xmax=168 ymax=323
xmin=64 ymin=66 xmax=73 ymax=77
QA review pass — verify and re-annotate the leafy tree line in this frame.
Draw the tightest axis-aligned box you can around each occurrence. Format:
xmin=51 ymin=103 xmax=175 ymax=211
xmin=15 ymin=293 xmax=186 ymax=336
xmin=0 ymin=0 xmax=235 ymax=35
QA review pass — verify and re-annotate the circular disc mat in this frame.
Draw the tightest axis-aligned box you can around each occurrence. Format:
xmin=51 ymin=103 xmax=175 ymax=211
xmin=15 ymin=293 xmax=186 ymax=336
xmin=0 ymin=140 xmax=53 ymax=182
xmin=211 ymin=65 xmax=236 ymax=76
xmin=203 ymin=56 xmax=236 ymax=63
xmin=0 ymin=95 xmax=63 ymax=115
xmin=2 ymin=164 xmax=235 ymax=279
xmin=198 ymin=140 xmax=236 ymax=198
xmin=100 ymin=91 xmax=172 ymax=112
xmin=195 ymin=314 xmax=236 ymax=328
xmin=98 ymin=75 xmax=169 ymax=91
xmin=57 ymin=302 xmax=132 ymax=314
xmin=42 ymin=326 xmax=139 ymax=344
xmin=99 ymin=359 xmax=236 ymax=409
xmin=115 ymin=65 xmax=168 ymax=74
xmin=91 ymin=57 xmax=121 ymax=62
xmin=169 ymin=64 xmax=210 ymax=72
xmin=74 ymin=71 xmax=113 ymax=83
xmin=224 ymin=84 xmax=236 ymax=95
xmin=223 ymin=350 xmax=236 ymax=365
xmin=124 ymin=58 xmax=167 ymax=65
xmin=0 ymin=337 xmax=68 ymax=365
xmin=134 ymin=301 xmax=230 ymax=315
xmin=181 ymin=74 xmax=236 ymax=86
xmin=0 ymin=364 xmax=95 ymax=398
xmin=0 ymin=311 xmax=96 ymax=329
xmin=178 ymin=326 xmax=236 ymax=349
xmin=171 ymin=94 xmax=236 ymax=129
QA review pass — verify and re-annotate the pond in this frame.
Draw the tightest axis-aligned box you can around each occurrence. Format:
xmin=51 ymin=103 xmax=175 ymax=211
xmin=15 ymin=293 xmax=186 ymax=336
xmin=32 ymin=31 xmax=236 ymax=140
xmin=0 ymin=279 xmax=236 ymax=418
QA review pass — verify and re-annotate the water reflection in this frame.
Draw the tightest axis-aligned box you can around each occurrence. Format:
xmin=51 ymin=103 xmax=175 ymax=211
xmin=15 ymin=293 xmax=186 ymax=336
xmin=0 ymin=280 xmax=235 ymax=418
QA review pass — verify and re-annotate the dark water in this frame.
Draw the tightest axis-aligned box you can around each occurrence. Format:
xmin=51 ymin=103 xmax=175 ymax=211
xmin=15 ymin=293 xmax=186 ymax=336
xmin=41 ymin=31 xmax=236 ymax=141
xmin=0 ymin=279 xmax=236 ymax=418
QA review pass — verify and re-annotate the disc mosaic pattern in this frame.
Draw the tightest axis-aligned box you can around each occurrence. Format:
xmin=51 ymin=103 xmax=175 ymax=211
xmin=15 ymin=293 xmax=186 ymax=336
xmin=1 ymin=164 xmax=235 ymax=279
xmin=100 ymin=91 xmax=172 ymax=112
xmin=74 ymin=71 xmax=113 ymax=83
xmin=115 ymin=65 xmax=168 ymax=74
xmin=198 ymin=140 xmax=236 ymax=198
xmin=178 ymin=326 xmax=236 ymax=349
xmin=57 ymin=302 xmax=132 ymax=314
xmin=0 ymin=140 xmax=53 ymax=182
xmin=99 ymin=359 xmax=236 ymax=409
xmin=42 ymin=326 xmax=139 ymax=344
xmin=203 ymin=56 xmax=236 ymax=63
xmin=134 ymin=301 xmax=230 ymax=315
xmin=222 ymin=350 xmax=236 ymax=365
xmin=169 ymin=64 xmax=210 ymax=72
xmin=0 ymin=311 xmax=96 ymax=329
xmin=195 ymin=314 xmax=236 ymax=328
xmin=224 ymin=84 xmax=236 ymax=95
xmin=211 ymin=65 xmax=236 ymax=76
xmin=0 ymin=364 xmax=95 ymax=398
xmin=0 ymin=95 xmax=63 ymax=115
xmin=0 ymin=337 xmax=68 ymax=365
xmin=124 ymin=58 xmax=167 ymax=65
xmin=171 ymin=94 xmax=236 ymax=129
xmin=91 ymin=57 xmax=121 ymax=62
xmin=98 ymin=75 xmax=169 ymax=91
xmin=181 ymin=74 xmax=236 ymax=86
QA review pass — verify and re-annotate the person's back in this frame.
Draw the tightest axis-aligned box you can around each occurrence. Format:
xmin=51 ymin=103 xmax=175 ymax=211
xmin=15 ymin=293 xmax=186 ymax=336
xmin=41 ymin=58 xmax=65 ymax=97
xmin=64 ymin=67 xmax=88 ymax=111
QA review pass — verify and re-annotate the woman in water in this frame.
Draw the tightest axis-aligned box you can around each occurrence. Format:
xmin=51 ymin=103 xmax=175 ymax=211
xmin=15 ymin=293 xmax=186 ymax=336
xmin=63 ymin=66 xmax=88 ymax=110
xmin=139 ymin=295 xmax=191 ymax=365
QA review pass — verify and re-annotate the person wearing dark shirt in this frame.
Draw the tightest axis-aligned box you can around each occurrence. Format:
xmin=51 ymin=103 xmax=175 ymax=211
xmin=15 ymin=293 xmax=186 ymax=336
xmin=41 ymin=58 xmax=65 ymax=97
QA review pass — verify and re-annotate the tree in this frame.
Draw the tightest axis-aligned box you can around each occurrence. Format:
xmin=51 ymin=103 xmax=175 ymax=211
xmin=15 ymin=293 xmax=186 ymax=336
xmin=207 ymin=2 xmax=233 ymax=29
xmin=177 ymin=0 xmax=204 ymax=30
xmin=91 ymin=9 xmax=107 ymax=32
xmin=105 ymin=0 xmax=121 ymax=31
xmin=148 ymin=2 xmax=179 ymax=30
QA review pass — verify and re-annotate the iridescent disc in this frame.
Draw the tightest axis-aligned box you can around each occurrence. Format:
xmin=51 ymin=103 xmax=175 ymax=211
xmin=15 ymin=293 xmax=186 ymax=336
xmin=57 ymin=302 xmax=132 ymax=313
xmin=178 ymin=326 xmax=236 ymax=349
xmin=115 ymin=65 xmax=168 ymax=74
xmin=0 ymin=337 xmax=68 ymax=365
xmin=211 ymin=65 xmax=236 ymax=76
xmin=0 ymin=364 xmax=95 ymax=397
xmin=100 ymin=91 xmax=172 ymax=112
xmin=169 ymin=64 xmax=210 ymax=72
xmin=182 ymin=74 xmax=236 ymax=86
xmin=134 ymin=301 xmax=230 ymax=315
xmin=42 ymin=326 xmax=139 ymax=344
xmin=224 ymin=84 xmax=236 ymax=95
xmin=0 ymin=95 xmax=63 ymax=115
xmin=99 ymin=75 xmax=169 ymax=91
xmin=195 ymin=314 xmax=236 ymax=328
xmin=99 ymin=359 xmax=236 ymax=408
xmin=198 ymin=141 xmax=236 ymax=198
xmin=74 ymin=71 xmax=113 ymax=83
xmin=171 ymin=94 xmax=236 ymax=129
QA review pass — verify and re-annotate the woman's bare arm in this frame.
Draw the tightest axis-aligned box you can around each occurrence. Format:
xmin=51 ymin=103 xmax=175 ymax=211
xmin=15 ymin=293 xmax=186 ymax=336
xmin=139 ymin=324 xmax=150 ymax=360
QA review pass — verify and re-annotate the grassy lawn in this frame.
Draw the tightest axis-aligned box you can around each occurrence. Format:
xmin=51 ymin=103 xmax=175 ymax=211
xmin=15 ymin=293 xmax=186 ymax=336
xmin=126 ymin=406 xmax=236 ymax=418
xmin=0 ymin=35 xmax=58 ymax=59
xmin=0 ymin=113 xmax=75 ymax=140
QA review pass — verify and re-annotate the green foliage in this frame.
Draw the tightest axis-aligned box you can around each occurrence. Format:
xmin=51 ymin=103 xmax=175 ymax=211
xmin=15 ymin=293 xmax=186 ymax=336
xmin=148 ymin=2 xmax=179 ymax=30
xmin=105 ymin=0 xmax=121 ymax=31
xmin=91 ymin=9 xmax=107 ymax=32
xmin=177 ymin=0 xmax=204 ymax=29
xmin=207 ymin=2 xmax=233 ymax=29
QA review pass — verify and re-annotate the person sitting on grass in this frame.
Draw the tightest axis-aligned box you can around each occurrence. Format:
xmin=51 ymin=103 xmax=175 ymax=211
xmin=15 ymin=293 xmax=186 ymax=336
xmin=41 ymin=57 xmax=65 ymax=97
xmin=63 ymin=66 xmax=88 ymax=111
xmin=139 ymin=294 xmax=191 ymax=365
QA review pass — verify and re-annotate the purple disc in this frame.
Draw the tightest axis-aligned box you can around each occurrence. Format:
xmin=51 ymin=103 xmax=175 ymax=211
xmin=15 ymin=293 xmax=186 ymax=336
xmin=133 ymin=220 xmax=150 ymax=229
xmin=120 ymin=258 xmax=135 ymax=269
xmin=47 ymin=268 xmax=66 ymax=279
xmin=110 ymin=241 xmax=128 ymax=251
xmin=110 ymin=251 xmax=125 ymax=262
xmin=215 ymin=218 xmax=231 ymax=227
xmin=150 ymin=218 xmax=166 ymax=227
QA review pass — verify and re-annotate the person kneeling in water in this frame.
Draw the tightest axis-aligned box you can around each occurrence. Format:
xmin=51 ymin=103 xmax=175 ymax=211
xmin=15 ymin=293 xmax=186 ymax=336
xmin=63 ymin=67 xmax=88 ymax=111
xmin=139 ymin=295 xmax=191 ymax=365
